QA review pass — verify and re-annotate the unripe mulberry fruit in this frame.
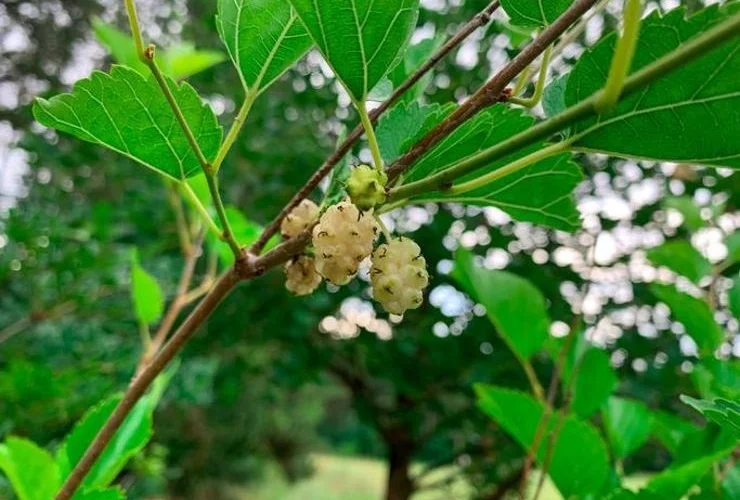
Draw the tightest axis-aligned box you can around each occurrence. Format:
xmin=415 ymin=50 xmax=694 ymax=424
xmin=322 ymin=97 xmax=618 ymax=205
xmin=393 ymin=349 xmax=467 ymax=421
xmin=281 ymin=199 xmax=319 ymax=239
xmin=346 ymin=164 xmax=388 ymax=211
xmin=285 ymin=256 xmax=322 ymax=296
xmin=371 ymin=237 xmax=428 ymax=315
xmin=312 ymin=201 xmax=378 ymax=285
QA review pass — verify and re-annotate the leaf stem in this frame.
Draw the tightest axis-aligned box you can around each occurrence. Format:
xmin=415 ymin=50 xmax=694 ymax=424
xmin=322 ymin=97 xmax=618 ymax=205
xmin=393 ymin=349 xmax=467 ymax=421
xmin=124 ymin=0 xmax=145 ymax=59
xmin=181 ymin=182 xmax=221 ymax=237
xmin=387 ymin=12 xmax=740 ymax=202
xmin=166 ymin=180 xmax=192 ymax=255
xmin=206 ymin=173 xmax=242 ymax=257
xmin=595 ymin=0 xmax=642 ymax=112
xmin=357 ymin=102 xmax=384 ymax=169
xmin=211 ymin=88 xmax=259 ymax=174
xmin=508 ymin=46 xmax=553 ymax=108
xmin=448 ymin=141 xmax=569 ymax=196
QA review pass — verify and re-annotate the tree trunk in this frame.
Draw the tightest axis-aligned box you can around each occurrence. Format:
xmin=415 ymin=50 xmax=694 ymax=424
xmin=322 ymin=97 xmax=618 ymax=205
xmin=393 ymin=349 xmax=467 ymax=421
xmin=385 ymin=440 xmax=415 ymax=500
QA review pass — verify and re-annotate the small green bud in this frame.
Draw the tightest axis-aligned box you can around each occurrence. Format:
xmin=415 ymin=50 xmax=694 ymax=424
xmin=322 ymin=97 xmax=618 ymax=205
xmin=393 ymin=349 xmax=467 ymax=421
xmin=346 ymin=164 xmax=388 ymax=211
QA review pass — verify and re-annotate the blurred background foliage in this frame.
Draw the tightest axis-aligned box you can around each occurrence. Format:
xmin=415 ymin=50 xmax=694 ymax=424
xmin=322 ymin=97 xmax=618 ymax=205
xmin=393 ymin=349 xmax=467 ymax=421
xmin=0 ymin=0 xmax=738 ymax=498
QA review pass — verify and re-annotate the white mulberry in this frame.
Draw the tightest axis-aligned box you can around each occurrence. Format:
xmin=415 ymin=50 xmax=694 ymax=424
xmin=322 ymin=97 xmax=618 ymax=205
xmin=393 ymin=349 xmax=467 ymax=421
xmin=312 ymin=201 xmax=378 ymax=285
xmin=281 ymin=199 xmax=319 ymax=239
xmin=371 ymin=237 xmax=429 ymax=315
xmin=284 ymin=256 xmax=322 ymax=296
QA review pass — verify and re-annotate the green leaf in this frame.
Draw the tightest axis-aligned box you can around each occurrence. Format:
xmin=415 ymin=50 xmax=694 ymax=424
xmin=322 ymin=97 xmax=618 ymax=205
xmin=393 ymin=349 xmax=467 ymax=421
xmin=570 ymin=348 xmax=618 ymax=418
xmin=93 ymin=20 xmax=225 ymax=80
xmin=681 ymin=395 xmax=740 ymax=437
xmin=75 ymin=488 xmax=125 ymax=500
xmin=33 ymin=66 xmax=222 ymax=180
xmin=0 ymin=437 xmax=60 ymax=500
xmin=500 ymin=0 xmax=575 ymax=27
xmin=542 ymin=73 xmax=569 ymax=118
xmin=396 ymin=104 xmax=583 ymax=231
xmin=385 ymin=36 xmax=444 ymax=103
xmin=212 ymin=207 xmax=278 ymax=267
xmin=323 ymin=128 xmax=351 ymax=207
xmin=493 ymin=19 xmax=536 ymax=48
xmin=475 ymin=385 xmax=610 ymax=496
xmin=651 ymin=410 xmax=699 ymax=455
xmin=724 ymin=231 xmax=740 ymax=267
xmin=216 ymin=0 xmax=312 ymax=94
xmin=603 ymin=397 xmax=653 ymax=459
xmin=650 ymin=284 xmax=723 ymax=357
xmin=376 ymin=101 xmax=452 ymax=165
xmin=642 ymin=447 xmax=734 ymax=499
xmin=92 ymin=17 xmax=147 ymax=75
xmin=692 ymin=359 xmax=740 ymax=400
xmin=729 ymin=275 xmax=740 ymax=320
xmin=163 ymin=43 xmax=226 ymax=81
xmin=421 ymin=153 xmax=583 ymax=232
xmin=646 ymin=240 xmax=712 ymax=284
xmin=663 ymin=196 xmax=706 ymax=231
xmin=287 ymin=0 xmax=420 ymax=102
xmin=57 ymin=394 xmax=153 ymax=489
xmin=130 ymin=251 xmax=165 ymax=326
xmin=453 ymin=250 xmax=549 ymax=360
xmin=565 ymin=5 xmax=740 ymax=168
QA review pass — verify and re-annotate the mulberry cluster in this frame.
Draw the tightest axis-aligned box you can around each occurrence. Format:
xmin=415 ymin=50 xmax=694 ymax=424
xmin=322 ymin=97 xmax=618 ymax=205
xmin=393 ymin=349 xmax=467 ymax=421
xmin=370 ymin=238 xmax=428 ymax=315
xmin=280 ymin=199 xmax=319 ymax=239
xmin=284 ymin=256 xmax=322 ymax=296
xmin=311 ymin=201 xmax=378 ymax=285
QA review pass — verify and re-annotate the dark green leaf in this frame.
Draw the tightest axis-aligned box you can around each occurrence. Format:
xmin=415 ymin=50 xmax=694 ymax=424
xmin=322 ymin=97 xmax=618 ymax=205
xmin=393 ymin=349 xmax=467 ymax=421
xmin=642 ymin=447 xmax=734 ymax=499
xmin=501 ymin=0 xmax=575 ymax=27
xmin=603 ymin=397 xmax=653 ymax=459
xmin=0 ymin=437 xmax=60 ymax=500
xmin=57 ymin=394 xmax=153 ymax=489
xmin=650 ymin=284 xmax=723 ymax=356
xmin=453 ymin=250 xmax=549 ymax=360
xmin=681 ymin=395 xmax=740 ymax=437
xmin=216 ymin=0 xmax=312 ymax=94
xmin=75 ymin=488 xmax=125 ymax=500
xmin=729 ymin=275 xmax=740 ymax=320
xmin=386 ymin=36 xmax=444 ymax=103
xmin=33 ymin=66 xmax=222 ymax=180
xmin=288 ymin=0 xmax=420 ymax=102
xmin=542 ymin=73 xmax=569 ymax=118
xmin=565 ymin=5 xmax=740 ymax=168
xmin=130 ymin=251 xmax=165 ymax=326
xmin=570 ymin=348 xmax=618 ymax=418
xmin=651 ymin=410 xmax=699 ymax=455
xmin=725 ymin=232 xmax=740 ymax=267
xmin=646 ymin=240 xmax=712 ymax=284
xmin=476 ymin=385 xmax=610 ymax=496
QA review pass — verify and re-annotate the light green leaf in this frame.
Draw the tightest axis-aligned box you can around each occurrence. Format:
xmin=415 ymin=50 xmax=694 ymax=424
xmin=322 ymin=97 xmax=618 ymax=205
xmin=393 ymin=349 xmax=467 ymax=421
xmin=453 ymin=250 xmax=549 ymax=360
xmin=385 ymin=36 xmax=444 ymax=103
xmin=692 ymin=359 xmax=740 ymax=400
xmin=475 ymin=385 xmax=610 ymax=496
xmin=57 ymin=394 xmax=153 ymax=489
xmin=75 ymin=488 xmax=125 ymax=500
xmin=650 ymin=284 xmax=723 ymax=357
xmin=92 ymin=17 xmax=147 ymax=75
xmin=376 ymin=101 xmax=453 ymax=165
xmin=493 ymin=18 xmax=536 ymax=48
xmin=650 ymin=410 xmax=699 ymax=455
xmin=646 ymin=240 xmax=712 ymax=284
xmin=565 ymin=5 xmax=740 ymax=168
xmin=130 ymin=251 xmax=165 ymax=326
xmin=33 ymin=66 xmax=222 ymax=180
xmin=724 ymin=231 xmax=740 ymax=267
xmin=0 ymin=437 xmax=60 ymax=500
xmin=287 ymin=0 xmax=420 ymax=102
xmin=93 ymin=20 xmax=225 ymax=80
xmin=570 ymin=348 xmax=618 ymax=418
xmin=216 ymin=0 xmax=312 ymax=94
xmin=663 ymin=196 xmax=706 ymax=231
xmin=501 ymin=0 xmax=575 ymax=27
xmin=163 ymin=43 xmax=226 ymax=80
xmin=681 ymin=395 xmax=740 ymax=437
xmin=212 ymin=207 xmax=278 ymax=267
xmin=603 ymin=397 xmax=653 ymax=459
xmin=642 ymin=447 xmax=734 ymax=499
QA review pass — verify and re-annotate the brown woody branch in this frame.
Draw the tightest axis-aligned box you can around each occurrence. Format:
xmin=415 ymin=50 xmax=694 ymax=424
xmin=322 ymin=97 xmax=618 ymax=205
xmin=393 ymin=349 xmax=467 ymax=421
xmin=250 ymin=0 xmax=501 ymax=254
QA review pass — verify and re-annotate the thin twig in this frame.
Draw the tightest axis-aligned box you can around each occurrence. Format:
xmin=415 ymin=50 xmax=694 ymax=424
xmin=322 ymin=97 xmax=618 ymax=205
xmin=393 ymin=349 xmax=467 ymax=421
xmin=249 ymin=0 xmax=501 ymax=254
